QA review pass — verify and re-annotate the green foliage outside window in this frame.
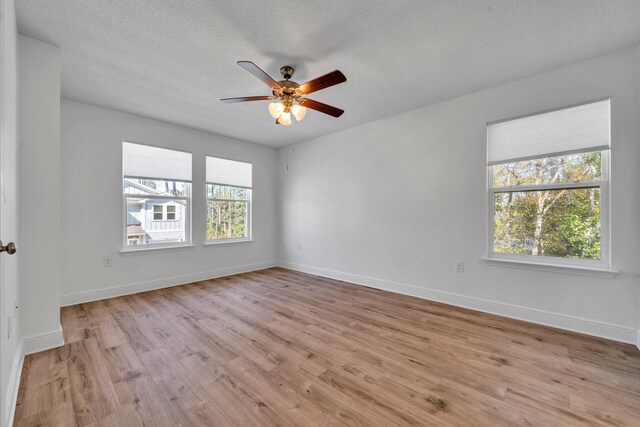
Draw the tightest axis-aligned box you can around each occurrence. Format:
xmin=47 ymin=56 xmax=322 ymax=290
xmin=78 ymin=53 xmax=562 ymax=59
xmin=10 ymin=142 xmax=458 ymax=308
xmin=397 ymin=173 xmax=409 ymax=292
xmin=493 ymin=151 xmax=601 ymax=259
xmin=207 ymin=184 xmax=249 ymax=240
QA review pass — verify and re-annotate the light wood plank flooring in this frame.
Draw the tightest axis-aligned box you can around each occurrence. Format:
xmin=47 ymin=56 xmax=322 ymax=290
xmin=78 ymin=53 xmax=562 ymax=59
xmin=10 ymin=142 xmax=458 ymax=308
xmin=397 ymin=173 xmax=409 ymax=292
xmin=13 ymin=267 xmax=640 ymax=426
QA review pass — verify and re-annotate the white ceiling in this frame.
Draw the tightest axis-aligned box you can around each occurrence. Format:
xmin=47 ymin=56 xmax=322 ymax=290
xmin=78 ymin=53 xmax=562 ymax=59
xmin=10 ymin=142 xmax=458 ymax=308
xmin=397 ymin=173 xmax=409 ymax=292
xmin=16 ymin=0 xmax=640 ymax=148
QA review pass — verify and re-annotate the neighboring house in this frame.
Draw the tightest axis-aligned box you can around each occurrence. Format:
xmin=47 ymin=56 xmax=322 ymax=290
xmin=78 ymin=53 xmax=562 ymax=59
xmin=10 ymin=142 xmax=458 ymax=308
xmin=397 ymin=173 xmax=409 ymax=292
xmin=125 ymin=179 xmax=186 ymax=245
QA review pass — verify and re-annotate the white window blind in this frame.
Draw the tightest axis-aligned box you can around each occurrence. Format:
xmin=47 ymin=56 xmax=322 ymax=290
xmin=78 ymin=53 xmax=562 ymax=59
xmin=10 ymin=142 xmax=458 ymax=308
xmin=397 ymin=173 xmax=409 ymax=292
xmin=487 ymin=99 xmax=610 ymax=165
xmin=123 ymin=142 xmax=192 ymax=181
xmin=206 ymin=156 xmax=252 ymax=188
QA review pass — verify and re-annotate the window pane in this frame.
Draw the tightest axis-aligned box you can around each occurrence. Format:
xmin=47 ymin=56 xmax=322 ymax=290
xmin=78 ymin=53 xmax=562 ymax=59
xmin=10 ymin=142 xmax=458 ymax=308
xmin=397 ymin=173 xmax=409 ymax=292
xmin=124 ymin=178 xmax=187 ymax=196
xmin=207 ymin=184 xmax=248 ymax=200
xmin=166 ymin=205 xmax=176 ymax=220
xmin=493 ymin=188 xmax=600 ymax=259
xmin=153 ymin=205 xmax=163 ymax=220
xmin=126 ymin=197 xmax=186 ymax=246
xmin=207 ymin=200 xmax=248 ymax=240
xmin=492 ymin=151 xmax=601 ymax=188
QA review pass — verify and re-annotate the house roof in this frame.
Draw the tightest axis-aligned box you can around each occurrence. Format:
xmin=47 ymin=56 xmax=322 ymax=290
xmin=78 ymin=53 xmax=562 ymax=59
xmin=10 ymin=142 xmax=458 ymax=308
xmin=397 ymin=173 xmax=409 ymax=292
xmin=124 ymin=179 xmax=186 ymax=204
xmin=124 ymin=178 xmax=165 ymax=195
xmin=126 ymin=225 xmax=146 ymax=236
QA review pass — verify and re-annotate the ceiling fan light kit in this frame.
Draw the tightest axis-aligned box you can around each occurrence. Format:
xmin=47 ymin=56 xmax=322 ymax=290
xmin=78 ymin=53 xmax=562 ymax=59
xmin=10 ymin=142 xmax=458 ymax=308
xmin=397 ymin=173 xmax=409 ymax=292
xmin=221 ymin=61 xmax=347 ymax=126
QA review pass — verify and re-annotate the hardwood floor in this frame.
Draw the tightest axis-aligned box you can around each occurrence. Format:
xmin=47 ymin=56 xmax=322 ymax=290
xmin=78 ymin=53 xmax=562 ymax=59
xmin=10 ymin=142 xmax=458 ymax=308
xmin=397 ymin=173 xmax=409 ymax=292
xmin=13 ymin=267 xmax=640 ymax=426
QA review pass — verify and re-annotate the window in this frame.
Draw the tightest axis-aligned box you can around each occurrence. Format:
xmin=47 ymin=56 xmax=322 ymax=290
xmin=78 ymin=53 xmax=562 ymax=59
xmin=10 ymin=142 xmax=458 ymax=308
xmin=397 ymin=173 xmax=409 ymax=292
xmin=151 ymin=205 xmax=177 ymax=221
xmin=166 ymin=205 xmax=176 ymax=220
xmin=487 ymin=99 xmax=610 ymax=267
xmin=123 ymin=142 xmax=192 ymax=248
xmin=153 ymin=205 xmax=163 ymax=220
xmin=206 ymin=156 xmax=252 ymax=242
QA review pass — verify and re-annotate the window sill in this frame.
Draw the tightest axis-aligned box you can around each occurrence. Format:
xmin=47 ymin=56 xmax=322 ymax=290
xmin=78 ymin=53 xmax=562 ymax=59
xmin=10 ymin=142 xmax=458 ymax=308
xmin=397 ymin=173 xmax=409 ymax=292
xmin=482 ymin=257 xmax=618 ymax=278
xmin=120 ymin=244 xmax=195 ymax=255
xmin=204 ymin=238 xmax=254 ymax=246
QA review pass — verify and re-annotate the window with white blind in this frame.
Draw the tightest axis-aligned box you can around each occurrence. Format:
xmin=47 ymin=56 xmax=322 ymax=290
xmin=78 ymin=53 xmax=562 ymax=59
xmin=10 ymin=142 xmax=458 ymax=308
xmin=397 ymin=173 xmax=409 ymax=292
xmin=487 ymin=98 xmax=610 ymax=267
xmin=206 ymin=156 xmax=252 ymax=242
xmin=123 ymin=142 xmax=192 ymax=248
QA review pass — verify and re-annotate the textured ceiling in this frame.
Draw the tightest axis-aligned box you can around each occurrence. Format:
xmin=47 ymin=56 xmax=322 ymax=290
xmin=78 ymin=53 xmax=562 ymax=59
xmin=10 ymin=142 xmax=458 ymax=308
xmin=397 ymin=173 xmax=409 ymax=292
xmin=16 ymin=0 xmax=640 ymax=148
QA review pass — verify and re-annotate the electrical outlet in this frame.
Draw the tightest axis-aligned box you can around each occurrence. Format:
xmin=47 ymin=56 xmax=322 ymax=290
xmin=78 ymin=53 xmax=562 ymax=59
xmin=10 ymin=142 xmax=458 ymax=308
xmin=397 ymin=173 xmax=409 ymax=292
xmin=297 ymin=243 xmax=302 ymax=250
xmin=455 ymin=261 xmax=464 ymax=273
xmin=103 ymin=256 xmax=113 ymax=267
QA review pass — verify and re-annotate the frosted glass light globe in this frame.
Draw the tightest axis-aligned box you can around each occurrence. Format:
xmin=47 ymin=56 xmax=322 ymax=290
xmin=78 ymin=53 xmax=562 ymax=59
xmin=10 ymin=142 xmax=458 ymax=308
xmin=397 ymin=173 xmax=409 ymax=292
xmin=268 ymin=102 xmax=285 ymax=118
xmin=291 ymin=104 xmax=307 ymax=121
xmin=277 ymin=112 xmax=292 ymax=125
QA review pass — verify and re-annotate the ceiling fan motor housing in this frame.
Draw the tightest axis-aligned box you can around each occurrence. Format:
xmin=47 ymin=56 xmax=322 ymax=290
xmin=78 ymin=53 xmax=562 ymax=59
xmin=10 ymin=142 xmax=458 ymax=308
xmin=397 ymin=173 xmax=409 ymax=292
xmin=273 ymin=79 xmax=301 ymax=100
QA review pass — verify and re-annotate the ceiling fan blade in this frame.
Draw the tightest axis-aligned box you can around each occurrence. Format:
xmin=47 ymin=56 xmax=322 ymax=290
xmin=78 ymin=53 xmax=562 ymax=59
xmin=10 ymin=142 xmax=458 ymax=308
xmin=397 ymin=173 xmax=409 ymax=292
xmin=220 ymin=96 xmax=273 ymax=103
xmin=298 ymin=70 xmax=346 ymax=95
xmin=237 ymin=61 xmax=282 ymax=90
xmin=299 ymin=98 xmax=344 ymax=118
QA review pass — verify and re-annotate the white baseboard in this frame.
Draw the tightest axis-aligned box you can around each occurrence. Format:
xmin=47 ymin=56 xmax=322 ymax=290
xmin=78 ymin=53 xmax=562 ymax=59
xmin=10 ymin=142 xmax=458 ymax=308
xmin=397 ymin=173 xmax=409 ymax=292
xmin=4 ymin=325 xmax=64 ymax=426
xmin=5 ymin=341 xmax=24 ymax=427
xmin=279 ymin=261 xmax=638 ymax=346
xmin=22 ymin=324 xmax=65 ymax=356
xmin=60 ymin=261 xmax=279 ymax=306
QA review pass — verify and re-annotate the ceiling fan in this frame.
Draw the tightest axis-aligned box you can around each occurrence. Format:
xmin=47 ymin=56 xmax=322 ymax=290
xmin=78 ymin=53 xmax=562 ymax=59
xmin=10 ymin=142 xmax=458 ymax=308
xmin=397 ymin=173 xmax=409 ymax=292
xmin=221 ymin=61 xmax=347 ymax=126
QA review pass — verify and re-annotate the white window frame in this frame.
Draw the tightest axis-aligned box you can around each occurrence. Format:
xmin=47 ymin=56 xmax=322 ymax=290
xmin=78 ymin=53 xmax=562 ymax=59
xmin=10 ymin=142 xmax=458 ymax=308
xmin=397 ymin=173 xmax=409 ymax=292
xmin=122 ymin=142 xmax=193 ymax=251
xmin=486 ymin=105 xmax=611 ymax=270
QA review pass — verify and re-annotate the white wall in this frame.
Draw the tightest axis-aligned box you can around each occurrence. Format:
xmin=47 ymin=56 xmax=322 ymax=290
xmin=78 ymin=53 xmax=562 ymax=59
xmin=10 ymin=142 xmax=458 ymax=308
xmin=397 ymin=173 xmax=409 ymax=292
xmin=18 ymin=35 xmax=63 ymax=346
xmin=60 ymin=99 xmax=278 ymax=304
xmin=1 ymin=1 xmax=20 ymax=424
xmin=279 ymin=46 xmax=640 ymax=344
